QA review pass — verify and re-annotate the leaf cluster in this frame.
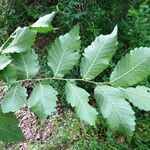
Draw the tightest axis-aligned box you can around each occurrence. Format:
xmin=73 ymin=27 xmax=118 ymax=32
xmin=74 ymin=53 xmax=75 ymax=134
xmin=0 ymin=12 xmax=150 ymax=143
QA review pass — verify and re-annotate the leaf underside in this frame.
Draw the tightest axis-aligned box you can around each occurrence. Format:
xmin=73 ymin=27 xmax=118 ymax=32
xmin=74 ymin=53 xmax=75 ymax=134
xmin=47 ymin=25 xmax=81 ymax=78
xmin=94 ymin=85 xmax=135 ymax=140
xmin=12 ymin=49 xmax=40 ymax=79
xmin=0 ymin=65 xmax=17 ymax=83
xmin=110 ymin=47 xmax=150 ymax=87
xmin=65 ymin=82 xmax=98 ymax=126
xmin=0 ymin=55 xmax=12 ymax=70
xmin=31 ymin=12 xmax=55 ymax=33
xmin=2 ymin=27 xmax=37 ymax=54
xmin=28 ymin=83 xmax=58 ymax=120
xmin=80 ymin=26 xmax=118 ymax=80
xmin=1 ymin=84 xmax=27 ymax=113
xmin=122 ymin=86 xmax=150 ymax=111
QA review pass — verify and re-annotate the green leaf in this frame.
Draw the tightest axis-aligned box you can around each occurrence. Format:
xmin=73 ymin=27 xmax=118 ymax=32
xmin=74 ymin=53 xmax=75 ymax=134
xmin=28 ymin=83 xmax=58 ymax=120
xmin=122 ymin=86 xmax=150 ymax=111
xmin=0 ymin=28 xmax=18 ymax=52
xmin=31 ymin=12 xmax=55 ymax=33
xmin=2 ymin=27 xmax=37 ymax=54
xmin=0 ymin=65 xmax=17 ymax=83
xmin=0 ymin=55 xmax=12 ymax=70
xmin=80 ymin=26 xmax=118 ymax=80
xmin=65 ymin=82 xmax=98 ymax=126
xmin=94 ymin=85 xmax=135 ymax=140
xmin=110 ymin=47 xmax=150 ymax=87
xmin=47 ymin=25 xmax=81 ymax=78
xmin=0 ymin=110 xmax=25 ymax=143
xmin=1 ymin=84 xmax=27 ymax=113
xmin=12 ymin=49 xmax=40 ymax=79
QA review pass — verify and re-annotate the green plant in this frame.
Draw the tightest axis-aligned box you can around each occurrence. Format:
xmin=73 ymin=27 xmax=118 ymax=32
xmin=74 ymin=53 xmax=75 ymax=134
xmin=0 ymin=12 xmax=150 ymax=143
xmin=126 ymin=2 xmax=150 ymax=48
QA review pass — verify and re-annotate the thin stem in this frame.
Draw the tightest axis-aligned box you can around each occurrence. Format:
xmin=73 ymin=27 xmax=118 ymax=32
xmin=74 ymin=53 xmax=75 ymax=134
xmin=0 ymin=77 xmax=109 ymax=87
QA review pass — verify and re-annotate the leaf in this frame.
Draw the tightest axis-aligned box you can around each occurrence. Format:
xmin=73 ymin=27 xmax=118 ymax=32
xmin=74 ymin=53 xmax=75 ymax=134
xmin=0 ymin=55 xmax=12 ymax=70
xmin=2 ymin=27 xmax=37 ymax=54
xmin=80 ymin=26 xmax=118 ymax=80
xmin=0 ymin=65 xmax=17 ymax=83
xmin=31 ymin=12 xmax=55 ymax=33
xmin=110 ymin=47 xmax=150 ymax=87
xmin=122 ymin=86 xmax=150 ymax=111
xmin=1 ymin=84 xmax=27 ymax=113
xmin=94 ymin=85 xmax=135 ymax=140
xmin=47 ymin=25 xmax=81 ymax=78
xmin=0 ymin=28 xmax=18 ymax=52
xmin=65 ymin=82 xmax=98 ymax=126
xmin=12 ymin=49 xmax=40 ymax=79
xmin=0 ymin=110 xmax=25 ymax=143
xmin=28 ymin=83 xmax=58 ymax=120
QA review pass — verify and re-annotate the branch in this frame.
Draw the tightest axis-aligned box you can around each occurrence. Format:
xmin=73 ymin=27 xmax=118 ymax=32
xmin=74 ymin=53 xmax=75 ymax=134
xmin=0 ymin=77 xmax=109 ymax=88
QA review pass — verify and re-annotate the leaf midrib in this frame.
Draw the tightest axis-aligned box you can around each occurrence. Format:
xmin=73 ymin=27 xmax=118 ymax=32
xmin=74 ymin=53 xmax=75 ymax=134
xmin=4 ymin=69 xmax=9 ymax=82
xmin=21 ymin=53 xmax=29 ymax=79
xmin=68 ymin=83 xmax=94 ymax=123
xmin=4 ymin=30 xmax=35 ymax=51
xmin=123 ymin=88 xmax=150 ymax=99
xmin=53 ymin=34 xmax=73 ymax=77
xmin=39 ymin=83 xmax=47 ymax=117
xmin=69 ymin=83 xmax=86 ymax=106
xmin=110 ymin=57 xmax=150 ymax=84
xmin=82 ymin=37 xmax=106 ymax=79
xmin=97 ymin=86 xmax=129 ymax=135
xmin=10 ymin=86 xmax=18 ymax=105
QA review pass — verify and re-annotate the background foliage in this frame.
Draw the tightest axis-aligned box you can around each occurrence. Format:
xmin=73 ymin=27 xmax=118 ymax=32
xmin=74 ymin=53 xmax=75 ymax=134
xmin=0 ymin=0 xmax=150 ymax=149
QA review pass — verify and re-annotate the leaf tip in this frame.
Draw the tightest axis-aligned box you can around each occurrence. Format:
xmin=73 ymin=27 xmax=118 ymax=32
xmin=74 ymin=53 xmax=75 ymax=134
xmin=112 ymin=25 xmax=118 ymax=35
xmin=49 ymin=11 xmax=56 ymax=19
